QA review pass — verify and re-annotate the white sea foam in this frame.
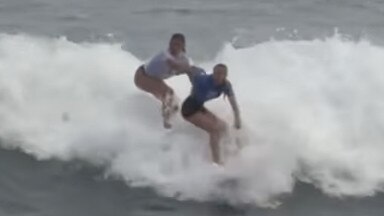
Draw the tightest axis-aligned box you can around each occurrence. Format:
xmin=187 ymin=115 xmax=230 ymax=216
xmin=1 ymin=34 xmax=384 ymax=206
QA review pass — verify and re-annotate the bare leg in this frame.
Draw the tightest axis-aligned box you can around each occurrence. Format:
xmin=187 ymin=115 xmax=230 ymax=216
xmin=134 ymin=67 xmax=177 ymax=128
xmin=209 ymin=130 xmax=221 ymax=164
xmin=185 ymin=110 xmax=226 ymax=164
xmin=134 ymin=66 xmax=172 ymax=100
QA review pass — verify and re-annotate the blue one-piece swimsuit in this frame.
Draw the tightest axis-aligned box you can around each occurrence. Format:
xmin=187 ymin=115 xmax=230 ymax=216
xmin=182 ymin=68 xmax=233 ymax=117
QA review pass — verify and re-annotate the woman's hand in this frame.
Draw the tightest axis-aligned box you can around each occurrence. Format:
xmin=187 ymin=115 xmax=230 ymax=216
xmin=228 ymin=95 xmax=241 ymax=130
xmin=234 ymin=116 xmax=241 ymax=129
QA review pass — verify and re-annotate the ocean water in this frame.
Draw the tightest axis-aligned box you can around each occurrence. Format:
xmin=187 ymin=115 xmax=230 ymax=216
xmin=1 ymin=0 xmax=384 ymax=215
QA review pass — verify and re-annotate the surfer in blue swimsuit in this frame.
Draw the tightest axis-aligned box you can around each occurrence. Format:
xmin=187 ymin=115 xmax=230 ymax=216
xmin=182 ymin=64 xmax=241 ymax=164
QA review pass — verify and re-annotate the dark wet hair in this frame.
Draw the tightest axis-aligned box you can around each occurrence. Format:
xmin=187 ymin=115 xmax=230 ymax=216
xmin=170 ymin=33 xmax=186 ymax=43
xmin=214 ymin=63 xmax=228 ymax=72
xmin=170 ymin=33 xmax=186 ymax=52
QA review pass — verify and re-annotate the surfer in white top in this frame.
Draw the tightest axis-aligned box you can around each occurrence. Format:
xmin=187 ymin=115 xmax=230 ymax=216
xmin=134 ymin=33 xmax=190 ymax=128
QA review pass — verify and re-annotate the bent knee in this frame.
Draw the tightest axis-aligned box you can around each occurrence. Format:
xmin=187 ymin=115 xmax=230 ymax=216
xmin=211 ymin=121 xmax=227 ymax=134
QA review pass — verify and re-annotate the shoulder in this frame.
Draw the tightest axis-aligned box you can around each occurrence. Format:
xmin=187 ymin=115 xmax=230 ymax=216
xmin=163 ymin=50 xmax=173 ymax=59
xmin=223 ymin=80 xmax=234 ymax=96
xmin=195 ymin=73 xmax=209 ymax=81
xmin=176 ymin=52 xmax=190 ymax=62
xmin=224 ymin=80 xmax=232 ymax=88
xmin=178 ymin=51 xmax=188 ymax=58
xmin=192 ymin=72 xmax=209 ymax=84
xmin=190 ymin=66 xmax=206 ymax=75
xmin=147 ymin=50 xmax=169 ymax=61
